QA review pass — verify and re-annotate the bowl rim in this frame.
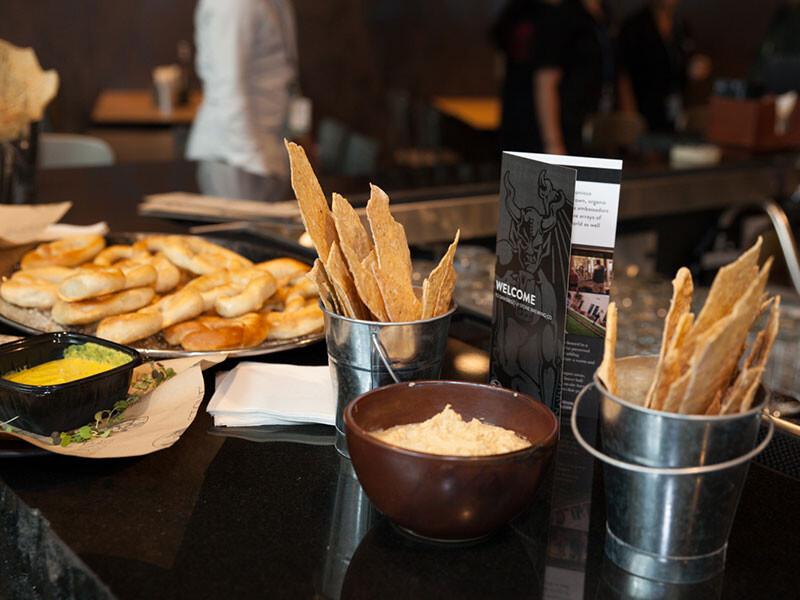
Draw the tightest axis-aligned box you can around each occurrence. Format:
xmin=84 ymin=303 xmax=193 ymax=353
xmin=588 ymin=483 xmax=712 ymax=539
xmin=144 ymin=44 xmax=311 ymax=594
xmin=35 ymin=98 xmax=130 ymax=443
xmin=344 ymin=379 xmax=560 ymax=462
xmin=0 ymin=331 xmax=142 ymax=393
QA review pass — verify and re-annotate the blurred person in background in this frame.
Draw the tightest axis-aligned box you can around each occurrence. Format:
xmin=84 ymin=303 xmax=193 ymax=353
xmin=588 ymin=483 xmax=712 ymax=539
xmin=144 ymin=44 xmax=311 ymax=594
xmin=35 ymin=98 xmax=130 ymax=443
xmin=750 ymin=0 xmax=800 ymax=93
xmin=492 ymin=0 xmax=613 ymax=155
xmin=491 ymin=0 xmax=555 ymax=152
xmin=616 ymin=0 xmax=711 ymax=132
xmin=186 ymin=0 xmax=298 ymax=202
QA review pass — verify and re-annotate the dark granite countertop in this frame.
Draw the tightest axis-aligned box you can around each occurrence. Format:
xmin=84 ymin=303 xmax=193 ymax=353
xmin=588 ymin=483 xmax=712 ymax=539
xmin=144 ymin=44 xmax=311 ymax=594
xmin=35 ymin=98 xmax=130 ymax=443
xmin=1 ymin=164 xmax=799 ymax=599
xmin=0 ymin=334 xmax=798 ymax=599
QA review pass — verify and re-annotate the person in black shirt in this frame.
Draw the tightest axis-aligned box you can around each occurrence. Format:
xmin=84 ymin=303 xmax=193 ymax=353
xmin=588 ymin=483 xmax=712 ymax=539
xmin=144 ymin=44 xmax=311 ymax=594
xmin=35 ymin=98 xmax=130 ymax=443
xmin=616 ymin=0 xmax=711 ymax=132
xmin=492 ymin=0 xmax=612 ymax=154
xmin=491 ymin=0 xmax=555 ymax=152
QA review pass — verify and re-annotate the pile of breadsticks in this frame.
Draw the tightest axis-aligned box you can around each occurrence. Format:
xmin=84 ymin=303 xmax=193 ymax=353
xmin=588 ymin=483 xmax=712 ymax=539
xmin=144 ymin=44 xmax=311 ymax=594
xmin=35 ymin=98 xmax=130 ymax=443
xmin=0 ymin=233 xmax=323 ymax=351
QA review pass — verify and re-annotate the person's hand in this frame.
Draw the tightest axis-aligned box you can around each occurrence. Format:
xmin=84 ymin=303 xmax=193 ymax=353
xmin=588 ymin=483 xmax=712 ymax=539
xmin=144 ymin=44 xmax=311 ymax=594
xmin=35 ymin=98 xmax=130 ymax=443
xmin=689 ymin=55 xmax=712 ymax=81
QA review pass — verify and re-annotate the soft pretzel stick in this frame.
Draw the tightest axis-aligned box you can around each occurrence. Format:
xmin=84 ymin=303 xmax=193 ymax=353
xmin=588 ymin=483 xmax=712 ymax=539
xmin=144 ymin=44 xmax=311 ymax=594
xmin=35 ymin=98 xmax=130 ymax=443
xmin=1 ymin=278 xmax=59 ymax=308
xmin=96 ymin=309 xmax=164 ymax=345
xmin=21 ymin=234 xmax=106 ymax=269
xmin=265 ymin=299 xmax=324 ymax=340
xmin=51 ymin=287 xmax=156 ymax=325
xmin=164 ymin=313 xmax=269 ymax=351
xmin=162 ymin=235 xmax=252 ymax=275
xmin=185 ymin=270 xmax=235 ymax=311
xmin=283 ymin=277 xmax=319 ymax=312
xmin=0 ymin=266 xmax=77 ymax=308
xmin=148 ymin=287 xmax=205 ymax=329
xmin=93 ymin=244 xmax=149 ymax=266
xmin=58 ymin=267 xmax=127 ymax=302
xmin=215 ymin=269 xmax=277 ymax=318
xmin=255 ymin=258 xmax=310 ymax=280
xmin=150 ymin=252 xmax=181 ymax=292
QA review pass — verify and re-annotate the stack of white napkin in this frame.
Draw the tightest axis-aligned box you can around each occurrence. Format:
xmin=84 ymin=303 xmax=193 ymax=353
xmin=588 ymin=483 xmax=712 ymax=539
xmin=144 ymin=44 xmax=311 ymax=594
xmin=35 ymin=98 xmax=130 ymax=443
xmin=207 ymin=362 xmax=335 ymax=427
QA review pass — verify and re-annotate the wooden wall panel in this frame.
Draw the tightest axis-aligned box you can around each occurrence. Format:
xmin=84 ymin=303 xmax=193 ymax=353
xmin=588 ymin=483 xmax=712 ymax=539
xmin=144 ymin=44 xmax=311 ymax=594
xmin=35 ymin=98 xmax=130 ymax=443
xmin=0 ymin=0 xmax=779 ymax=139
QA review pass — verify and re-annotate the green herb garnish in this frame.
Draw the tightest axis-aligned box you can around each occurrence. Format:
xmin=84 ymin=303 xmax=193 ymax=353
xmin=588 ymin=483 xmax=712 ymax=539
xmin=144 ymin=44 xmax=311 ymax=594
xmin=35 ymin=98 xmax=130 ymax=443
xmin=51 ymin=361 xmax=176 ymax=447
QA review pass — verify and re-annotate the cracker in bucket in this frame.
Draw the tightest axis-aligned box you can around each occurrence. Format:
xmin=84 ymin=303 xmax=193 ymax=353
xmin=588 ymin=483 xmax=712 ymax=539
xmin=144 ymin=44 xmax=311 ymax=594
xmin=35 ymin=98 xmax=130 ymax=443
xmin=421 ymin=230 xmax=460 ymax=319
xmin=645 ymin=267 xmax=693 ymax=409
xmin=607 ymin=236 xmax=781 ymax=415
xmin=285 ymin=141 xmax=459 ymax=324
xmin=598 ymin=301 xmax=618 ymax=395
xmin=722 ymin=296 xmax=780 ymax=413
xmin=285 ymin=140 xmax=339 ymax=263
xmin=367 ymin=184 xmax=421 ymax=322
xmin=331 ymin=194 xmax=388 ymax=321
xmin=325 ymin=241 xmax=369 ymax=320
xmin=308 ymin=258 xmax=339 ymax=314
xmin=677 ymin=258 xmax=771 ymax=414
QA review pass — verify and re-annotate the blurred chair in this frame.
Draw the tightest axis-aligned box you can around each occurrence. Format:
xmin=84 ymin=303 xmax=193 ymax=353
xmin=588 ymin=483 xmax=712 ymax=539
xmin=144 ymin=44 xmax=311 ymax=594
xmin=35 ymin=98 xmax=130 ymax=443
xmin=341 ymin=132 xmax=380 ymax=177
xmin=38 ymin=133 xmax=115 ymax=169
xmin=317 ymin=118 xmax=348 ymax=173
xmin=584 ymin=111 xmax=645 ymax=156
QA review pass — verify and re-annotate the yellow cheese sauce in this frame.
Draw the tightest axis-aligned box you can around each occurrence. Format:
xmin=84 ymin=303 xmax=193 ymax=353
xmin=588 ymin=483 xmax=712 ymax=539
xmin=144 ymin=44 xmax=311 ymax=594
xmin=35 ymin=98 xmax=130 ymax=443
xmin=3 ymin=357 xmax=115 ymax=386
xmin=3 ymin=342 xmax=132 ymax=386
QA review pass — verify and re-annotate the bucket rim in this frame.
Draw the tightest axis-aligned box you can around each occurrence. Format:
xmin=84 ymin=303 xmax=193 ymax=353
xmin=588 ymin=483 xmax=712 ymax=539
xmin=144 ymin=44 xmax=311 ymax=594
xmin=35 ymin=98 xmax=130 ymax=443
xmin=572 ymin=382 xmax=774 ymax=476
xmin=320 ymin=300 xmax=457 ymax=327
xmin=592 ymin=355 xmax=769 ymax=422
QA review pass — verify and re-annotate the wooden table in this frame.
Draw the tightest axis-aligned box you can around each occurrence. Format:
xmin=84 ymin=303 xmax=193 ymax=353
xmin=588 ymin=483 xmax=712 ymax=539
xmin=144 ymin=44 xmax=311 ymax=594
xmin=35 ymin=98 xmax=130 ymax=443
xmin=432 ymin=96 xmax=501 ymax=131
xmin=91 ymin=88 xmax=203 ymax=126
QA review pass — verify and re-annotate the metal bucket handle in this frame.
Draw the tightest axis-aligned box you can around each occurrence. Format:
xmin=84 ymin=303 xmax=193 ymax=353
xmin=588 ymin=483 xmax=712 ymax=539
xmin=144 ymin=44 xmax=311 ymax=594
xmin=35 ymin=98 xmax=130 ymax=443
xmin=571 ymin=383 xmax=775 ymax=476
xmin=371 ymin=331 xmax=400 ymax=384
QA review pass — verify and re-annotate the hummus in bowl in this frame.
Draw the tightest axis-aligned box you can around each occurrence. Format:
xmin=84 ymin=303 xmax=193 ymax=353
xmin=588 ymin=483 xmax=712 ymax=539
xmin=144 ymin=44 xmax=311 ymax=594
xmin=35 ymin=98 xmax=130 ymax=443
xmin=370 ymin=404 xmax=532 ymax=456
xmin=345 ymin=380 xmax=558 ymax=541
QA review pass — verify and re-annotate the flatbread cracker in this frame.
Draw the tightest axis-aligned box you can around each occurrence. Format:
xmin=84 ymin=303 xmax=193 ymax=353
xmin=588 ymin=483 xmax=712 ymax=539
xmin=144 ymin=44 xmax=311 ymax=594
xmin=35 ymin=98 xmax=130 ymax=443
xmin=677 ymin=258 xmax=771 ymax=415
xmin=644 ymin=267 xmax=693 ymax=409
xmin=683 ymin=237 xmax=761 ymax=356
xmin=332 ymin=193 xmax=372 ymax=262
xmin=354 ymin=250 xmax=389 ymax=321
xmin=285 ymin=140 xmax=338 ymax=262
xmin=422 ymin=230 xmax=460 ymax=319
xmin=722 ymin=296 xmax=780 ymax=413
xmin=367 ymin=184 xmax=421 ymax=321
xmin=648 ymin=311 xmax=694 ymax=411
xmin=307 ymin=258 xmax=339 ymax=314
xmin=597 ymin=302 xmax=618 ymax=395
xmin=325 ymin=242 xmax=369 ymax=320
xmin=331 ymin=194 xmax=388 ymax=321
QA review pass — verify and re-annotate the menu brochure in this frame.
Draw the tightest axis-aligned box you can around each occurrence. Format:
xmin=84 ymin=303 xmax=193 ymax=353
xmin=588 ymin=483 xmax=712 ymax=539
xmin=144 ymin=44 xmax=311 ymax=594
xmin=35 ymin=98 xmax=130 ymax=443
xmin=489 ymin=153 xmax=576 ymax=414
xmin=489 ymin=152 xmax=622 ymax=418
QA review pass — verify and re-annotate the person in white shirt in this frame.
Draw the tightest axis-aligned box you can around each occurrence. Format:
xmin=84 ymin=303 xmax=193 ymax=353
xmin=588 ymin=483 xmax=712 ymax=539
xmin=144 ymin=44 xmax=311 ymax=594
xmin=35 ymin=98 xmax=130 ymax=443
xmin=186 ymin=0 xmax=298 ymax=202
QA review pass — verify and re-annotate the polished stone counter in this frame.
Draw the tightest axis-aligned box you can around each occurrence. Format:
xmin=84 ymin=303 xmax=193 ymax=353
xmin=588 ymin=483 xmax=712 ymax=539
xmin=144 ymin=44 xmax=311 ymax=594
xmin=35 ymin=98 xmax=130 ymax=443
xmin=0 ymin=331 xmax=798 ymax=599
xmin=1 ymin=163 xmax=798 ymax=598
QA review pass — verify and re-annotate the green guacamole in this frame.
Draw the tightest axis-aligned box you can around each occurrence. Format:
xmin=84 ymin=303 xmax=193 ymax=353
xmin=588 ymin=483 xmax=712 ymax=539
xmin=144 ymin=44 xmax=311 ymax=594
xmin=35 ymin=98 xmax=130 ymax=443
xmin=63 ymin=342 xmax=132 ymax=367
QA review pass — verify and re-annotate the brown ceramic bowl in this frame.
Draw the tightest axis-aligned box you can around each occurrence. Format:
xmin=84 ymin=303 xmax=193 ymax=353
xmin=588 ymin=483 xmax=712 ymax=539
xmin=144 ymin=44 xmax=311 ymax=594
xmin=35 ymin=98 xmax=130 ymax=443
xmin=344 ymin=380 xmax=559 ymax=541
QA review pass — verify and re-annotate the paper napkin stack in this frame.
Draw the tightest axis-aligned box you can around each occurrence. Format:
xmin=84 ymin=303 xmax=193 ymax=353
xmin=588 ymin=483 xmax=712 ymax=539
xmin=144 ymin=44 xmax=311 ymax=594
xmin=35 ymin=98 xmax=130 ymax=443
xmin=207 ymin=363 xmax=335 ymax=427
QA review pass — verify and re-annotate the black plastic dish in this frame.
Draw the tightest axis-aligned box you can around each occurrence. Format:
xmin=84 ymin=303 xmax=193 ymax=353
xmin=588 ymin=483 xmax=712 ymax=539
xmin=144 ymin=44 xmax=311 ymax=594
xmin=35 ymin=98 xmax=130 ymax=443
xmin=0 ymin=332 xmax=141 ymax=436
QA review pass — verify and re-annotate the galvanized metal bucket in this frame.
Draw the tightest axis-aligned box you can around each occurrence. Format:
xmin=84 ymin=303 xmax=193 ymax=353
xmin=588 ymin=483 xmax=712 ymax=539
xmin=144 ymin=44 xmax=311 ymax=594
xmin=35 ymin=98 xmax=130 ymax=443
xmin=572 ymin=382 xmax=774 ymax=583
xmin=323 ymin=303 xmax=455 ymax=458
xmin=595 ymin=356 xmax=768 ymax=467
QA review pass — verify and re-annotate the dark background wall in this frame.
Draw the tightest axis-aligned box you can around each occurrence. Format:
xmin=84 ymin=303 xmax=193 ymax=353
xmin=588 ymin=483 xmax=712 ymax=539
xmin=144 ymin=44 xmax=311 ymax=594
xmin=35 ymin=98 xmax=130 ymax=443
xmin=0 ymin=0 xmax=781 ymax=137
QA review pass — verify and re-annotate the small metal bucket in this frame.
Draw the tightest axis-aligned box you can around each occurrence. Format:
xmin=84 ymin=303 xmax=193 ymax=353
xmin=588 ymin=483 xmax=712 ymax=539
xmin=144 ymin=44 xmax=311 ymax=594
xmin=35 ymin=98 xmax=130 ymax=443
xmin=596 ymin=356 xmax=768 ymax=467
xmin=572 ymin=383 xmax=774 ymax=583
xmin=323 ymin=303 xmax=455 ymax=458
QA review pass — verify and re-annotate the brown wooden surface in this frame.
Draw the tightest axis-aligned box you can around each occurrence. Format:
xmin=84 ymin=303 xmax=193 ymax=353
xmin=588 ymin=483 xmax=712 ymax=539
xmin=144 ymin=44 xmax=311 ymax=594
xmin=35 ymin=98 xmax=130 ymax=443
xmin=91 ymin=88 xmax=202 ymax=125
xmin=432 ymin=96 xmax=501 ymax=132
